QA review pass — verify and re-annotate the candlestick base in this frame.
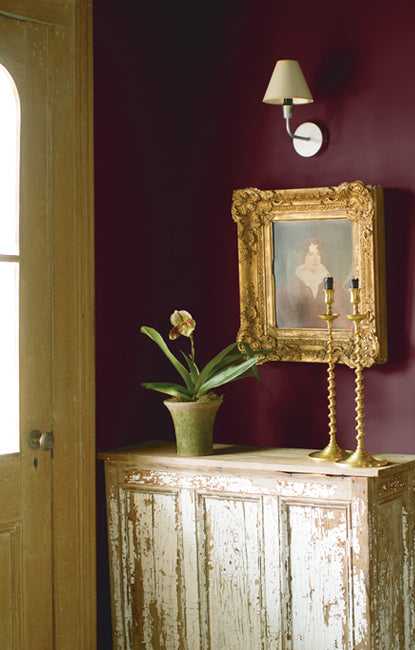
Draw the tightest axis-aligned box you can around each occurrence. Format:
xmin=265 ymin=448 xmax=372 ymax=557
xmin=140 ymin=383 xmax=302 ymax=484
xmin=336 ymin=448 xmax=389 ymax=468
xmin=309 ymin=443 xmax=351 ymax=462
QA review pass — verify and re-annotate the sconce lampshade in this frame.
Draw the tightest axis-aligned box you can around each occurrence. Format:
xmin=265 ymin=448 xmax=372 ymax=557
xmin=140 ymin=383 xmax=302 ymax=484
xmin=263 ymin=59 xmax=313 ymax=105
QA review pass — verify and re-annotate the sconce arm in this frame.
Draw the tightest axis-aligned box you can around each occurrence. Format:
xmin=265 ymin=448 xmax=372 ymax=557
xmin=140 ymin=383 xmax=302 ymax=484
xmin=282 ymin=102 xmax=310 ymax=141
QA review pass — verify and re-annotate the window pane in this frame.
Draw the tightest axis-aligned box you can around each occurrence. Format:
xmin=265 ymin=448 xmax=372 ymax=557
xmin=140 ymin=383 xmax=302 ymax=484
xmin=0 ymin=64 xmax=20 ymax=455
xmin=0 ymin=263 xmax=19 ymax=453
xmin=0 ymin=65 xmax=20 ymax=255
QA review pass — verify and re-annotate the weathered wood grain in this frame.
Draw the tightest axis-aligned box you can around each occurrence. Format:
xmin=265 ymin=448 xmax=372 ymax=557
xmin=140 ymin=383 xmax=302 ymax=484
xmin=198 ymin=494 xmax=263 ymax=649
xmin=0 ymin=523 xmax=22 ymax=650
xmin=280 ymin=501 xmax=351 ymax=647
xmin=102 ymin=444 xmax=415 ymax=649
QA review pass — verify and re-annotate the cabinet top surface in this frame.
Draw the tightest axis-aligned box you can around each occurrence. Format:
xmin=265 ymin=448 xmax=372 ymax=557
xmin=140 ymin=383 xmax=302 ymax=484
xmin=98 ymin=442 xmax=415 ymax=478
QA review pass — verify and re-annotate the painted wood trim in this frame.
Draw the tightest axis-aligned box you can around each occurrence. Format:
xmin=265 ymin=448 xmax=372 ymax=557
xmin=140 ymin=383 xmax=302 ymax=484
xmin=50 ymin=1 xmax=96 ymax=647
xmin=19 ymin=20 xmax=55 ymax=648
xmin=72 ymin=0 xmax=96 ymax=644
xmin=104 ymin=463 xmax=125 ymax=648
xmin=0 ymin=1 xmax=72 ymax=27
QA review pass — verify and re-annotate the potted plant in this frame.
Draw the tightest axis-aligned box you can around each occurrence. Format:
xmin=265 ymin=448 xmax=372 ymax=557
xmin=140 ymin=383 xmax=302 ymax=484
xmin=141 ymin=309 xmax=263 ymax=456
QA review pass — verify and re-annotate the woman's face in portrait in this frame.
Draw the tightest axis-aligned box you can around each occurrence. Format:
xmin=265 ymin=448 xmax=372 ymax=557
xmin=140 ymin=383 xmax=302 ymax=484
xmin=304 ymin=243 xmax=321 ymax=272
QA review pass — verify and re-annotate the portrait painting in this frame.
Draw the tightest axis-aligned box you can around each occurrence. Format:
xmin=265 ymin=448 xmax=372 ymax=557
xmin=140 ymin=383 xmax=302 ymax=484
xmin=273 ymin=220 xmax=353 ymax=330
xmin=232 ymin=182 xmax=387 ymax=366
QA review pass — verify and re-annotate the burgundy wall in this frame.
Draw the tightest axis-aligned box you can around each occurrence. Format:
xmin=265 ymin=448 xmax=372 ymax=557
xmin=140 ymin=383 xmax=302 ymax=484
xmin=94 ymin=0 xmax=415 ymax=644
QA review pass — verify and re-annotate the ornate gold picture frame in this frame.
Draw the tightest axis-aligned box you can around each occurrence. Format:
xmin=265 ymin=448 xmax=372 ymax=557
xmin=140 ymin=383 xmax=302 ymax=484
xmin=232 ymin=181 xmax=387 ymax=366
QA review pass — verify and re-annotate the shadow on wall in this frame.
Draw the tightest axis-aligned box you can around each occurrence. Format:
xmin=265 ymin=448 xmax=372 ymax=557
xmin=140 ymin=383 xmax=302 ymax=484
xmin=383 ymin=188 xmax=414 ymax=365
xmin=315 ymin=53 xmax=362 ymax=104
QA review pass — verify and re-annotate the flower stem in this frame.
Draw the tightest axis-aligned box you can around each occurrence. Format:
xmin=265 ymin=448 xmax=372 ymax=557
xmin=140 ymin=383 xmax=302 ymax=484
xmin=190 ymin=334 xmax=195 ymax=362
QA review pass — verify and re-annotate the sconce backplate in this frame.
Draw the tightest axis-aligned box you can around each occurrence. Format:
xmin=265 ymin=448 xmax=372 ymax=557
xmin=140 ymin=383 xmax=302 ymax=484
xmin=293 ymin=122 xmax=323 ymax=157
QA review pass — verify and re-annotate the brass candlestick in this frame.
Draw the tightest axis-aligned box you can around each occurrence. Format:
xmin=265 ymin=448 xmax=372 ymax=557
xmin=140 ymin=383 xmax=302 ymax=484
xmin=310 ymin=285 xmax=350 ymax=462
xmin=337 ymin=285 xmax=388 ymax=468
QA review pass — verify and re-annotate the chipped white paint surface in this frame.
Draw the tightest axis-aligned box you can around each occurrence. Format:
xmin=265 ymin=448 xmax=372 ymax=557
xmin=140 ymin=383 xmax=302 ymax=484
xmin=199 ymin=494 xmax=265 ymax=649
xmin=280 ymin=500 xmax=351 ymax=647
xmin=102 ymin=444 xmax=415 ymax=649
xmin=179 ymin=489 xmax=201 ymax=650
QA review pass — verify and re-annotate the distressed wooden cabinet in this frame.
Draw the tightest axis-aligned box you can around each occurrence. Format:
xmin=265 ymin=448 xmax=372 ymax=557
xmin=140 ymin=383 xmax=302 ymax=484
xmin=100 ymin=443 xmax=415 ymax=649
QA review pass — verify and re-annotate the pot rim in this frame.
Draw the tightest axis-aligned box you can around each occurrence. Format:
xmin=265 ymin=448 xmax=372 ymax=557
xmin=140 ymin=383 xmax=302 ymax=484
xmin=163 ymin=395 xmax=223 ymax=406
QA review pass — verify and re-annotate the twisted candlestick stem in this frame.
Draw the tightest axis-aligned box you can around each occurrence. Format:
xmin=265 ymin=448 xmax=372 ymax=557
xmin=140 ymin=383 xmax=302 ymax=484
xmin=309 ymin=286 xmax=350 ymax=462
xmin=336 ymin=286 xmax=388 ymax=468
xmin=353 ymin=319 xmax=366 ymax=452
xmin=326 ymin=319 xmax=337 ymax=442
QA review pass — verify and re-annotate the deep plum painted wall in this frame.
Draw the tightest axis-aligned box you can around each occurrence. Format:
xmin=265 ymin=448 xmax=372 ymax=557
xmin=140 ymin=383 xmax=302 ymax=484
xmin=95 ymin=0 xmax=415 ymax=454
xmin=94 ymin=0 xmax=415 ymax=644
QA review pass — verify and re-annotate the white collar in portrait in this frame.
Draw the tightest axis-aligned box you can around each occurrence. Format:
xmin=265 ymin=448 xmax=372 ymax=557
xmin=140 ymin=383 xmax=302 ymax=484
xmin=296 ymin=263 xmax=329 ymax=298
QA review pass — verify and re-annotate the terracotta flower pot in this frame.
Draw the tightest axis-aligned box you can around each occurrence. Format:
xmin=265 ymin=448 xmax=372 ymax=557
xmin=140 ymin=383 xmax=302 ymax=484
xmin=164 ymin=397 xmax=223 ymax=456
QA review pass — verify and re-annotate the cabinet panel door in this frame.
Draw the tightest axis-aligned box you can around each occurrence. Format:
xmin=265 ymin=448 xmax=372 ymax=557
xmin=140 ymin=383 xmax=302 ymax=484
xmin=197 ymin=493 xmax=274 ymax=650
xmin=120 ymin=486 xmax=186 ymax=649
xmin=280 ymin=499 xmax=352 ymax=648
xmin=373 ymin=493 xmax=408 ymax=648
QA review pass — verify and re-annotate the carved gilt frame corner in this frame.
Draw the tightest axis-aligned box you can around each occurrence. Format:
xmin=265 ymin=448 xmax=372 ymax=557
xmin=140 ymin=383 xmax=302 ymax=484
xmin=232 ymin=181 xmax=387 ymax=367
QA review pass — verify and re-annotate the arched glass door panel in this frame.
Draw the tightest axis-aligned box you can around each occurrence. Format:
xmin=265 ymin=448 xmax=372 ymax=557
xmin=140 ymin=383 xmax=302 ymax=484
xmin=0 ymin=64 xmax=20 ymax=454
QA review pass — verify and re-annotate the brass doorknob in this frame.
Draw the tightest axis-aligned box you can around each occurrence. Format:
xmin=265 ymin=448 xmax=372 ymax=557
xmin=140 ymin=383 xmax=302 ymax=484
xmin=28 ymin=429 xmax=54 ymax=451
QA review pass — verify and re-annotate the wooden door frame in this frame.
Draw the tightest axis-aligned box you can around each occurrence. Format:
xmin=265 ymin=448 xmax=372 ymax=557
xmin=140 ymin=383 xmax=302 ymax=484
xmin=51 ymin=2 xmax=96 ymax=647
xmin=0 ymin=1 xmax=96 ymax=646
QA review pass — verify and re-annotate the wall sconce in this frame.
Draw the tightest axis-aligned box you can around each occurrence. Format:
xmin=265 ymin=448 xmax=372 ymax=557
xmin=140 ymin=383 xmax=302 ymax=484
xmin=263 ymin=59 xmax=324 ymax=157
